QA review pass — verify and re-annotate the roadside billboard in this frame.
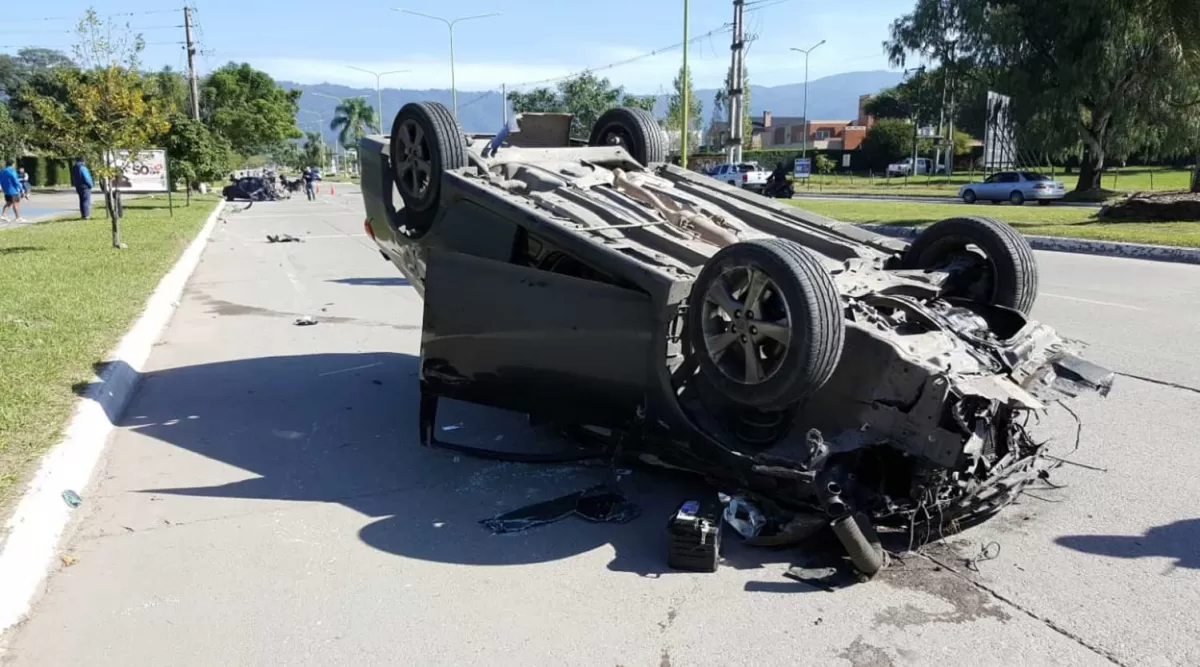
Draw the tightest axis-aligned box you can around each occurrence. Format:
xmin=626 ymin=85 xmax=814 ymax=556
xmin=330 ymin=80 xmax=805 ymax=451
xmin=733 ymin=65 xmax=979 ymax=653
xmin=983 ymin=92 xmax=1017 ymax=171
xmin=105 ymin=149 xmax=169 ymax=192
xmin=793 ymin=158 xmax=811 ymax=179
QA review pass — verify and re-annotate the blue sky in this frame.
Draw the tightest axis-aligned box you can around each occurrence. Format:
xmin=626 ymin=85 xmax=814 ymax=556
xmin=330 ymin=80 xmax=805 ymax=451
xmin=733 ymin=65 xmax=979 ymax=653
xmin=14 ymin=1 xmax=913 ymax=93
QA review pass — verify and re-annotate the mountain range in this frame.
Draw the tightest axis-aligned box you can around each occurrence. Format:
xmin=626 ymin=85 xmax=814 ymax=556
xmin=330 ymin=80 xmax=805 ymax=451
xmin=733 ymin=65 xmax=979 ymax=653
xmin=284 ymin=70 xmax=904 ymax=144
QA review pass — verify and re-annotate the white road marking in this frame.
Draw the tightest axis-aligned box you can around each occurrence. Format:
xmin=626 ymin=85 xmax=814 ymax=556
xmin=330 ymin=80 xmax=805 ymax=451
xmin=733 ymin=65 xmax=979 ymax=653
xmin=1040 ymin=292 xmax=1146 ymax=311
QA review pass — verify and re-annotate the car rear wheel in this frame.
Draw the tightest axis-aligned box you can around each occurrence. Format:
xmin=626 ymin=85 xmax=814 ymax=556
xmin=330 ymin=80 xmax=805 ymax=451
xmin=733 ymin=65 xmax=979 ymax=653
xmin=1009 ymin=190 xmax=1025 ymax=205
xmin=900 ymin=216 xmax=1039 ymax=315
xmin=962 ymin=189 xmax=977 ymax=204
xmin=687 ymin=238 xmax=845 ymax=409
xmin=389 ymin=101 xmax=466 ymax=214
xmin=588 ymin=107 xmax=668 ymax=166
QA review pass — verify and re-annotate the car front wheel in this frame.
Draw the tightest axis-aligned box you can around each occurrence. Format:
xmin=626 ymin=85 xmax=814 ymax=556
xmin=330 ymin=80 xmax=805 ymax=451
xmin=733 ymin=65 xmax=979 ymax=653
xmin=686 ymin=238 xmax=845 ymax=409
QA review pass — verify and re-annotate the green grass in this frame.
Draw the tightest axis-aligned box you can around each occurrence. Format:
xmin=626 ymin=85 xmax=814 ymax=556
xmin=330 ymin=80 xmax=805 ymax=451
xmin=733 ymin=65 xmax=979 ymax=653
xmin=793 ymin=166 xmax=1194 ymax=198
xmin=785 ymin=198 xmax=1200 ymax=248
xmin=0 ymin=195 xmax=220 ymax=508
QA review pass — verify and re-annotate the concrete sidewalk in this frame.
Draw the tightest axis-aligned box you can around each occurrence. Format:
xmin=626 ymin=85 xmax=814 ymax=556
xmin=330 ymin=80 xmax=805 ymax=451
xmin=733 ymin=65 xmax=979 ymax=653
xmin=2 ymin=187 xmax=1197 ymax=667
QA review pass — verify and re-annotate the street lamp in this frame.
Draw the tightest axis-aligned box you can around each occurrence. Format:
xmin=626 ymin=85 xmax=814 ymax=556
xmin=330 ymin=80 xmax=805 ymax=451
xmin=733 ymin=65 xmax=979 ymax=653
xmin=789 ymin=39 xmax=826 ymax=159
xmin=392 ymin=8 xmax=501 ymax=119
xmin=347 ymin=66 xmax=409 ymax=133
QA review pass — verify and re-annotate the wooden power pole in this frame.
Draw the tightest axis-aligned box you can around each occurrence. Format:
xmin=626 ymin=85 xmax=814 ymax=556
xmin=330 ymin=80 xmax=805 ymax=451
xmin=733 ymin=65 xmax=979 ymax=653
xmin=184 ymin=6 xmax=201 ymax=120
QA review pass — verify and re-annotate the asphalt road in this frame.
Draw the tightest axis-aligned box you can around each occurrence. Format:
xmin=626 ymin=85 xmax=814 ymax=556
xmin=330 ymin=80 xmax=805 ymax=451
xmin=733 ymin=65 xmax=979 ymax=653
xmin=2 ymin=188 xmax=1197 ymax=667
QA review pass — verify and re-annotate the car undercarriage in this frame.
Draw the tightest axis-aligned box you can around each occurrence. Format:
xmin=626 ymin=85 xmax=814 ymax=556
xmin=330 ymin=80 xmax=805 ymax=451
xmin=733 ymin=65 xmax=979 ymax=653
xmin=358 ymin=102 xmax=1114 ymax=575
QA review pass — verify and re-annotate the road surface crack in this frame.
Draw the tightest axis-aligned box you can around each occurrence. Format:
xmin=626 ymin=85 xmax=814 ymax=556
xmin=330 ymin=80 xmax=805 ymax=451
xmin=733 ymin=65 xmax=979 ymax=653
xmin=1115 ymin=371 xmax=1200 ymax=396
xmin=919 ymin=552 xmax=1130 ymax=667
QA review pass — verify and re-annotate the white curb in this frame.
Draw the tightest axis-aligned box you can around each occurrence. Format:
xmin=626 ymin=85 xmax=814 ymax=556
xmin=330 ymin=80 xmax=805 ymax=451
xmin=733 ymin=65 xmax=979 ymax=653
xmin=0 ymin=200 xmax=227 ymax=636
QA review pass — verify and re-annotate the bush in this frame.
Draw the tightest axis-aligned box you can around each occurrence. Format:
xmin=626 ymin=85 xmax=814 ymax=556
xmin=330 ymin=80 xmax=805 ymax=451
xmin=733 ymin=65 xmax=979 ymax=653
xmin=814 ymin=154 xmax=836 ymax=174
xmin=18 ymin=156 xmax=72 ymax=187
xmin=859 ymin=119 xmax=913 ymax=171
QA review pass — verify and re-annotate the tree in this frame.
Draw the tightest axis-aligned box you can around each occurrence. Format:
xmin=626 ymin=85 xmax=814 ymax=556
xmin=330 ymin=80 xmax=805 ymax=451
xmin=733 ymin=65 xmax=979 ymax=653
xmin=0 ymin=103 xmax=24 ymax=159
xmin=860 ymin=119 xmax=917 ymax=171
xmin=507 ymin=73 xmax=657 ymax=138
xmin=863 ymin=89 xmax=911 ymax=120
xmin=888 ymin=0 xmax=1200 ymax=193
xmin=162 ymin=116 xmax=234 ymax=201
xmin=329 ymin=97 xmax=377 ymax=150
xmin=23 ymin=9 xmax=170 ymax=247
xmin=202 ymin=63 xmax=302 ymax=156
xmin=300 ymin=132 xmax=326 ymax=170
xmin=814 ymin=154 xmax=836 ymax=175
xmin=0 ymin=48 xmax=73 ymax=95
xmin=665 ymin=65 xmax=703 ymax=133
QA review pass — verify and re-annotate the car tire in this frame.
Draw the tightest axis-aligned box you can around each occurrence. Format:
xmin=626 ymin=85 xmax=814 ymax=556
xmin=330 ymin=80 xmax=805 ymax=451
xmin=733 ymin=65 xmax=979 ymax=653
xmin=900 ymin=216 xmax=1039 ymax=315
xmin=389 ymin=101 xmax=466 ymax=215
xmin=687 ymin=238 xmax=845 ymax=409
xmin=962 ymin=189 xmax=977 ymax=204
xmin=1009 ymin=190 xmax=1025 ymax=205
xmin=588 ymin=107 xmax=668 ymax=166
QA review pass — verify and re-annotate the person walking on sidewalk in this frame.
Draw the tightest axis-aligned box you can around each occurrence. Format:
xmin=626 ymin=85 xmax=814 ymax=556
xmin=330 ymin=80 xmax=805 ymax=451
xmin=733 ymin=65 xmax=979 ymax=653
xmin=18 ymin=166 xmax=30 ymax=200
xmin=0 ymin=160 xmax=25 ymax=222
xmin=70 ymin=157 xmax=93 ymax=219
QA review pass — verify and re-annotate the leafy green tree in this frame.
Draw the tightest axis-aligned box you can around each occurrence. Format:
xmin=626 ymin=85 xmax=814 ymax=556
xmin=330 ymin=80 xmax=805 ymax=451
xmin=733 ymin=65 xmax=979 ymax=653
xmin=201 ymin=63 xmax=302 ymax=156
xmin=860 ymin=119 xmax=917 ymax=171
xmin=814 ymin=154 xmax=836 ymax=175
xmin=162 ymin=116 xmax=234 ymax=200
xmin=888 ymin=0 xmax=1199 ymax=192
xmin=329 ymin=97 xmax=377 ymax=150
xmin=863 ymin=89 xmax=911 ymax=120
xmin=508 ymin=73 xmax=657 ymax=138
xmin=300 ymin=132 xmax=326 ymax=170
xmin=23 ymin=9 xmax=170 ymax=246
xmin=665 ymin=66 xmax=703 ymax=133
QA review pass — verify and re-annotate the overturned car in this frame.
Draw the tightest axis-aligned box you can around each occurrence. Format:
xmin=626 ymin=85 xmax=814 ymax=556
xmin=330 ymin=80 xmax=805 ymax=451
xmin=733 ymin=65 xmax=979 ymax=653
xmin=359 ymin=102 xmax=1113 ymax=573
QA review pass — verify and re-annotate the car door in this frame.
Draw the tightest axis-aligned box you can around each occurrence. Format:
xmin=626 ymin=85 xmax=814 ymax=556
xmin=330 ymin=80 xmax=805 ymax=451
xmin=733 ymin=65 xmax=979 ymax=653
xmin=417 ymin=197 xmax=659 ymax=426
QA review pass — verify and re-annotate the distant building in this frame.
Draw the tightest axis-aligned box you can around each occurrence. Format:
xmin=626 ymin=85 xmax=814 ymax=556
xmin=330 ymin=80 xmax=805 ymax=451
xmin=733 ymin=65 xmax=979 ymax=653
xmin=704 ymin=94 xmax=881 ymax=154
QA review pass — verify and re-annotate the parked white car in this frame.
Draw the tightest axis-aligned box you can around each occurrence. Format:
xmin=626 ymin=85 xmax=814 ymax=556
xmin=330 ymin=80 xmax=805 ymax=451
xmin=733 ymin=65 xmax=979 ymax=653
xmin=710 ymin=162 xmax=768 ymax=191
xmin=887 ymin=157 xmax=945 ymax=177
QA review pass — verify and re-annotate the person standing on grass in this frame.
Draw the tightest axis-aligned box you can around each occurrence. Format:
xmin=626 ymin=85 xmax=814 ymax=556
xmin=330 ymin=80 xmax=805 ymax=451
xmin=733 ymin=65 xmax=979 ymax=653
xmin=0 ymin=160 xmax=24 ymax=222
xmin=70 ymin=157 xmax=93 ymax=219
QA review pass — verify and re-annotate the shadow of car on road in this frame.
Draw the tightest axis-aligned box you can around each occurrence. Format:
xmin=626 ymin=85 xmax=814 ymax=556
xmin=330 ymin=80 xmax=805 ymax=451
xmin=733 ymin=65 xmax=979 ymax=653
xmin=82 ymin=352 xmax=809 ymax=579
xmin=1055 ymin=519 xmax=1200 ymax=570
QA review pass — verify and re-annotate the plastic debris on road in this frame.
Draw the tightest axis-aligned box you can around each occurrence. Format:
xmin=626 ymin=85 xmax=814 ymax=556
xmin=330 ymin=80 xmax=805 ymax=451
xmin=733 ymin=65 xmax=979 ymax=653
xmin=294 ymin=316 xmax=318 ymax=326
xmin=61 ymin=489 xmax=82 ymax=508
xmin=480 ymin=484 xmax=641 ymax=535
xmin=722 ymin=495 xmax=766 ymax=539
xmin=266 ymin=234 xmax=304 ymax=243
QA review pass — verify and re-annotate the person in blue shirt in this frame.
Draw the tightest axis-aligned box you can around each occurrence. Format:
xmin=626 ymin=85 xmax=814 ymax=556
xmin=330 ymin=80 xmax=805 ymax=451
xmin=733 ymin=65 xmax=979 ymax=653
xmin=70 ymin=157 xmax=94 ymax=219
xmin=0 ymin=160 xmax=24 ymax=222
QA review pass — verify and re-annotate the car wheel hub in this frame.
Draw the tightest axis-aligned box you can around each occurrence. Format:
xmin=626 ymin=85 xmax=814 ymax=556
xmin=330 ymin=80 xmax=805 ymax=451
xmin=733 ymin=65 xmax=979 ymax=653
xmin=701 ymin=266 xmax=793 ymax=385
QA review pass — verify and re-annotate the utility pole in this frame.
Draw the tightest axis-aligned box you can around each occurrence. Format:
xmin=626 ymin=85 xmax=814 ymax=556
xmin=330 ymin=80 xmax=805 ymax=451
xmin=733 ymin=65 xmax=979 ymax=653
xmin=183 ymin=6 xmax=200 ymax=120
xmin=680 ymin=0 xmax=690 ymax=167
xmin=726 ymin=0 xmax=746 ymax=163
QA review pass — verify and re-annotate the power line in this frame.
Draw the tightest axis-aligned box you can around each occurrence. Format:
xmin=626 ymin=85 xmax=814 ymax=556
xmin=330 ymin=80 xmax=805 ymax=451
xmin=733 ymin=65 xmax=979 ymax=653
xmin=0 ymin=8 xmax=182 ymax=24
xmin=0 ymin=24 xmax=182 ymax=36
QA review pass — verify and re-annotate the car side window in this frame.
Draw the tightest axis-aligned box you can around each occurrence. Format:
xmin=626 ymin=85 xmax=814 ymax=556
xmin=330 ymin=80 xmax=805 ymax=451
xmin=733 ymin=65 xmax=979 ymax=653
xmin=984 ymin=174 xmax=997 ymax=183
xmin=997 ymin=172 xmax=1017 ymax=183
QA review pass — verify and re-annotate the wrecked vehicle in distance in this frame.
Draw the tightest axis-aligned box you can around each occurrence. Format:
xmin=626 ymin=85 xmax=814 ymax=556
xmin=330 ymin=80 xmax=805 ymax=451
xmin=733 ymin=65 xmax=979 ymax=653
xmin=358 ymin=102 xmax=1114 ymax=575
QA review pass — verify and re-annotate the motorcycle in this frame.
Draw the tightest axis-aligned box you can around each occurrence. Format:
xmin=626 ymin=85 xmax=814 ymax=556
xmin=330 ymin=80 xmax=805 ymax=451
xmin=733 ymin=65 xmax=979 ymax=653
xmin=762 ymin=174 xmax=795 ymax=198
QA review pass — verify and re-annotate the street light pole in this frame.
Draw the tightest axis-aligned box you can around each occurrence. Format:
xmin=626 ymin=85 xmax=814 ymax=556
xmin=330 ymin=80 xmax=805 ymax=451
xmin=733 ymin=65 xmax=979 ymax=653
xmin=790 ymin=40 xmax=825 ymax=160
xmin=393 ymin=9 xmax=501 ymax=120
xmin=347 ymin=66 xmax=408 ymax=133
xmin=680 ymin=0 xmax=690 ymax=167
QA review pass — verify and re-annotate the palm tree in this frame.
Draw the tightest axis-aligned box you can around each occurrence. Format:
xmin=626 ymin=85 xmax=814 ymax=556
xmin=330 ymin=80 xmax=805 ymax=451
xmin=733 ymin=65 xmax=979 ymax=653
xmin=329 ymin=97 xmax=377 ymax=151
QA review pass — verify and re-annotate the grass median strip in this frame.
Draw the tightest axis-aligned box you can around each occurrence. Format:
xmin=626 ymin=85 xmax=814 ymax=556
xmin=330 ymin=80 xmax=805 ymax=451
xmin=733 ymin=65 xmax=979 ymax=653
xmin=0 ymin=195 xmax=219 ymax=508
xmin=784 ymin=198 xmax=1200 ymax=248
